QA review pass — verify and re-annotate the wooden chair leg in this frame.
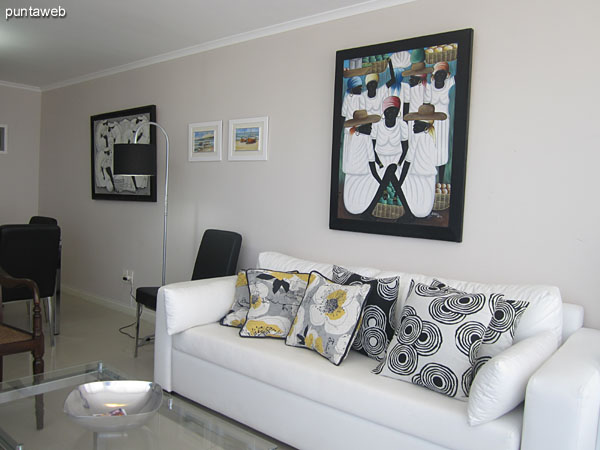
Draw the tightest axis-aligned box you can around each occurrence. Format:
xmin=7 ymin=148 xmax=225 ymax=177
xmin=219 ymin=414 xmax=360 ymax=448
xmin=0 ymin=355 xmax=3 ymax=383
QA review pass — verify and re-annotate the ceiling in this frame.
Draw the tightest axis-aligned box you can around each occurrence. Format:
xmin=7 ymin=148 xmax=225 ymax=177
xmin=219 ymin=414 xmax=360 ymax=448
xmin=0 ymin=0 xmax=413 ymax=91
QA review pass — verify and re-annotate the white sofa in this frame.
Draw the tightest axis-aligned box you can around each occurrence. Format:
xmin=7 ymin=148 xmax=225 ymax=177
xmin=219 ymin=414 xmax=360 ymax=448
xmin=154 ymin=251 xmax=598 ymax=450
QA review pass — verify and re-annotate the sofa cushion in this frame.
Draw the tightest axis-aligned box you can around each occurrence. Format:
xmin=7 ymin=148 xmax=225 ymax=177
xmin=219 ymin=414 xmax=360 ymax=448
xmin=257 ymin=251 xmax=380 ymax=280
xmin=468 ymin=330 xmax=558 ymax=426
xmin=286 ymin=271 xmax=371 ymax=365
xmin=257 ymin=252 xmax=563 ymax=345
xmin=333 ymin=265 xmax=400 ymax=361
xmin=376 ymin=281 xmax=495 ymax=401
xmin=173 ymin=323 xmax=523 ymax=450
xmin=220 ymin=271 xmax=251 ymax=328
xmin=474 ymin=295 xmax=530 ymax=374
xmin=240 ymin=270 xmax=309 ymax=339
xmin=390 ymin=274 xmax=562 ymax=345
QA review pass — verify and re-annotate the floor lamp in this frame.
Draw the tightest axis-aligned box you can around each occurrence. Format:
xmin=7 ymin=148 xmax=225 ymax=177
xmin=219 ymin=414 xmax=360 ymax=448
xmin=113 ymin=122 xmax=170 ymax=287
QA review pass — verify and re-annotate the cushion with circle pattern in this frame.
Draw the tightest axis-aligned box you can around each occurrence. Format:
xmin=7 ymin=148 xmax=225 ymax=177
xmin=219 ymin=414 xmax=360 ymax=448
xmin=375 ymin=280 xmax=495 ymax=401
xmin=332 ymin=265 xmax=400 ymax=361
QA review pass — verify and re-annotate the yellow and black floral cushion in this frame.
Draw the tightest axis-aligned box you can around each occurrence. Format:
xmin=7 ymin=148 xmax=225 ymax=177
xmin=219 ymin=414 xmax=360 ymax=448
xmin=220 ymin=271 xmax=251 ymax=328
xmin=239 ymin=269 xmax=310 ymax=339
xmin=286 ymin=271 xmax=371 ymax=366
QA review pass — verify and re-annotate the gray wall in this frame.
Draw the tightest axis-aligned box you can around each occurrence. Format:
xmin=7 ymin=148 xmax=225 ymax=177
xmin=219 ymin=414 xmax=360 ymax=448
xmin=0 ymin=85 xmax=41 ymax=223
xmin=38 ymin=0 xmax=600 ymax=326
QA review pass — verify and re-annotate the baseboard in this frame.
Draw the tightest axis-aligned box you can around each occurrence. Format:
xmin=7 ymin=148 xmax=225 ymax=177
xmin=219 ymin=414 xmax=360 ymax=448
xmin=61 ymin=284 xmax=155 ymax=323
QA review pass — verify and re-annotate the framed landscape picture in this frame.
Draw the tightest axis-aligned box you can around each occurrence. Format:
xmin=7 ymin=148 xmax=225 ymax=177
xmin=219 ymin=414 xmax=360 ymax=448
xmin=228 ymin=117 xmax=268 ymax=161
xmin=90 ymin=105 xmax=157 ymax=202
xmin=329 ymin=29 xmax=473 ymax=242
xmin=189 ymin=121 xmax=222 ymax=162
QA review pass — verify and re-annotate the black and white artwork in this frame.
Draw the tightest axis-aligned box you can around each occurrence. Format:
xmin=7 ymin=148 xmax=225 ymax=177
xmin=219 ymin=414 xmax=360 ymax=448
xmin=90 ymin=105 xmax=156 ymax=201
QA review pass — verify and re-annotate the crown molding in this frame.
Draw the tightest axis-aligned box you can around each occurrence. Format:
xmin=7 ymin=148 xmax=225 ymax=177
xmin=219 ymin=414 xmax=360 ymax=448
xmin=0 ymin=79 xmax=42 ymax=92
xmin=41 ymin=0 xmax=416 ymax=92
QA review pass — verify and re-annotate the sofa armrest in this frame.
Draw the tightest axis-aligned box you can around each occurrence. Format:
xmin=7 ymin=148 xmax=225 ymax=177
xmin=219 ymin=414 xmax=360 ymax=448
xmin=154 ymin=285 xmax=173 ymax=391
xmin=521 ymin=328 xmax=600 ymax=450
xmin=163 ymin=275 xmax=236 ymax=335
xmin=153 ymin=275 xmax=236 ymax=391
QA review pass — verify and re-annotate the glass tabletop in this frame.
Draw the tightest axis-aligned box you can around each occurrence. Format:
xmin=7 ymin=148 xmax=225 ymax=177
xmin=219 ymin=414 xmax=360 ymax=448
xmin=0 ymin=362 xmax=277 ymax=450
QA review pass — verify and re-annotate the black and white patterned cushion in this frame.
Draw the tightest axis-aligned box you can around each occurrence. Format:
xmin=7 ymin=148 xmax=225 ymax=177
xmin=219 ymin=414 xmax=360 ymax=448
xmin=473 ymin=294 xmax=530 ymax=374
xmin=375 ymin=280 xmax=495 ymax=401
xmin=332 ymin=265 xmax=399 ymax=361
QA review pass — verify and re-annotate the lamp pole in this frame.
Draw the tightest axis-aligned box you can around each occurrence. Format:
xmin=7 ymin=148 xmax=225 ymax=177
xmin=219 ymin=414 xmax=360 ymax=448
xmin=134 ymin=121 xmax=169 ymax=286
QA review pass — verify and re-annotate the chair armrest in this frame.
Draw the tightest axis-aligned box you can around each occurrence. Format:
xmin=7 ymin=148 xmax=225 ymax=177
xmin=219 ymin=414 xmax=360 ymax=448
xmin=162 ymin=275 xmax=236 ymax=335
xmin=0 ymin=266 xmax=40 ymax=301
xmin=521 ymin=328 xmax=600 ymax=450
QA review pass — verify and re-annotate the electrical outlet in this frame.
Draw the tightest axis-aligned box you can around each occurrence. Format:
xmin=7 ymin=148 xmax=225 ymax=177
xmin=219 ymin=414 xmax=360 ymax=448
xmin=122 ymin=270 xmax=133 ymax=283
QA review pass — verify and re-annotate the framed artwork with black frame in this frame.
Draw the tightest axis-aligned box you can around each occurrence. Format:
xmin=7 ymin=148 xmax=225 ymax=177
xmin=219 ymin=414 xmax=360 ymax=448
xmin=90 ymin=105 xmax=157 ymax=202
xmin=329 ymin=29 xmax=473 ymax=242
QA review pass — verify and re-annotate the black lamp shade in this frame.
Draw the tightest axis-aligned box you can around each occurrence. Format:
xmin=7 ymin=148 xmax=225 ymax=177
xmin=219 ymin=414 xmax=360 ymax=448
xmin=113 ymin=143 xmax=157 ymax=176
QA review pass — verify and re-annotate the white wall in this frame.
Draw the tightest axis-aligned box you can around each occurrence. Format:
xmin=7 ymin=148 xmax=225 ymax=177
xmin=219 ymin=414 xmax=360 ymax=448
xmin=39 ymin=0 xmax=600 ymax=327
xmin=0 ymin=85 xmax=41 ymax=223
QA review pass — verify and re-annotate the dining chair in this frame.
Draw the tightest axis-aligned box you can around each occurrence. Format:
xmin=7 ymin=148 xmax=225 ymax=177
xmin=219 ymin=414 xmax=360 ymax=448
xmin=134 ymin=229 xmax=242 ymax=357
xmin=28 ymin=216 xmax=62 ymax=335
xmin=0 ymin=224 xmax=61 ymax=347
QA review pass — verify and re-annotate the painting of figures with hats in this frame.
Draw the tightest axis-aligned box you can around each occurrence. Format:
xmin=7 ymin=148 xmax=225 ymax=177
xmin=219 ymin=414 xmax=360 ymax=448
xmin=329 ymin=29 xmax=473 ymax=242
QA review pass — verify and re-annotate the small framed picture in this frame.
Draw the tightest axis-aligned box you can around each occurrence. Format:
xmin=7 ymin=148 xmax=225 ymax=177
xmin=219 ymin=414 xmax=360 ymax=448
xmin=0 ymin=125 xmax=7 ymax=154
xmin=189 ymin=121 xmax=222 ymax=162
xmin=228 ymin=117 xmax=268 ymax=161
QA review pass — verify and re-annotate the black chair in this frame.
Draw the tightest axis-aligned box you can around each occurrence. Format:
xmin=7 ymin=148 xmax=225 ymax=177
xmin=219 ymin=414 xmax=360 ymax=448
xmin=134 ymin=229 xmax=242 ymax=357
xmin=29 ymin=217 xmax=57 ymax=225
xmin=0 ymin=224 xmax=61 ymax=347
xmin=29 ymin=216 xmax=61 ymax=335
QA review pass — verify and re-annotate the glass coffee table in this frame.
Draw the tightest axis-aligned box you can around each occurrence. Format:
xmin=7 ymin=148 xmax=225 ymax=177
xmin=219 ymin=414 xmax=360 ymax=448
xmin=0 ymin=362 xmax=278 ymax=450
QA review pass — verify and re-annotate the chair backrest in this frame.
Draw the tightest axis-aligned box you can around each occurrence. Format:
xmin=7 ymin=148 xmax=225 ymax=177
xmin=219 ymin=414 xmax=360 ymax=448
xmin=0 ymin=224 xmax=61 ymax=300
xmin=29 ymin=216 xmax=58 ymax=225
xmin=191 ymin=229 xmax=242 ymax=281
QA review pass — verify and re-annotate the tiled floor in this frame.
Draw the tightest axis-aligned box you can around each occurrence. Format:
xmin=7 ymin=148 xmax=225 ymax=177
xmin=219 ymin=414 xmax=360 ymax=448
xmin=1 ymin=292 xmax=292 ymax=449
xmin=2 ymin=292 xmax=155 ymax=382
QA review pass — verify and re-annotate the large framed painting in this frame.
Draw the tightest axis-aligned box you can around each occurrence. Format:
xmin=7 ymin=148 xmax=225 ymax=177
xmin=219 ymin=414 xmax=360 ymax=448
xmin=329 ymin=29 xmax=473 ymax=242
xmin=91 ymin=105 xmax=157 ymax=201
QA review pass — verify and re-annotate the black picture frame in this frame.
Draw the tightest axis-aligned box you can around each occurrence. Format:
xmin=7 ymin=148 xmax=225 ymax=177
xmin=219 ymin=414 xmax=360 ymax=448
xmin=90 ymin=105 xmax=157 ymax=202
xmin=329 ymin=29 xmax=473 ymax=242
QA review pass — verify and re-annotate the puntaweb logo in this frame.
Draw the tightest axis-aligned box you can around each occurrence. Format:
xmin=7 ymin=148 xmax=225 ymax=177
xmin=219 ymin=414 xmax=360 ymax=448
xmin=5 ymin=6 xmax=67 ymax=21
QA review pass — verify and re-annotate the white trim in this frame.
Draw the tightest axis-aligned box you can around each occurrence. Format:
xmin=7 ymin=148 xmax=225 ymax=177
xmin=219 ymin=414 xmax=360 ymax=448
xmin=0 ymin=79 xmax=42 ymax=92
xmin=62 ymin=284 xmax=155 ymax=323
xmin=40 ymin=0 xmax=416 ymax=92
